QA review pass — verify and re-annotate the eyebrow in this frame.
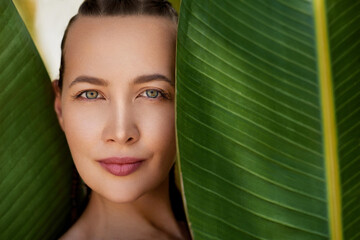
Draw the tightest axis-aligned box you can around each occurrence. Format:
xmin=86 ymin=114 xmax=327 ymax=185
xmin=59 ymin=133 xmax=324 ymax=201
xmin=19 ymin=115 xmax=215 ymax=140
xmin=69 ymin=74 xmax=174 ymax=88
xmin=134 ymin=74 xmax=174 ymax=86
xmin=69 ymin=76 xmax=108 ymax=88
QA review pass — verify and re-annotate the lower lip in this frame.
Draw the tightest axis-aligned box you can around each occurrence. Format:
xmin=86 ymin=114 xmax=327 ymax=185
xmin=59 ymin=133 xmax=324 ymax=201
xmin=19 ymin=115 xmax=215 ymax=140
xmin=99 ymin=161 xmax=143 ymax=176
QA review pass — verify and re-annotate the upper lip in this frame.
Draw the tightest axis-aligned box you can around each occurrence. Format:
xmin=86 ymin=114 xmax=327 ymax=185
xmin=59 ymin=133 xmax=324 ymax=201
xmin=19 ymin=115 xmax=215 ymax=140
xmin=97 ymin=157 xmax=145 ymax=164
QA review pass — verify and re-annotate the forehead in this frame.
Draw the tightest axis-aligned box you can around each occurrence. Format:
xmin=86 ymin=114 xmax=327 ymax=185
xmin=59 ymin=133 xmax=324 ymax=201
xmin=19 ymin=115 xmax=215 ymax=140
xmin=63 ymin=16 xmax=176 ymax=82
xmin=65 ymin=15 xmax=176 ymax=54
xmin=67 ymin=15 xmax=176 ymax=41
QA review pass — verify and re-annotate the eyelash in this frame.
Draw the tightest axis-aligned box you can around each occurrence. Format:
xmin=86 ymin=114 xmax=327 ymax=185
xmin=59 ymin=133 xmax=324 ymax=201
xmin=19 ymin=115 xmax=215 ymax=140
xmin=139 ymin=89 xmax=170 ymax=100
xmin=73 ymin=89 xmax=170 ymax=101
xmin=74 ymin=90 xmax=105 ymax=100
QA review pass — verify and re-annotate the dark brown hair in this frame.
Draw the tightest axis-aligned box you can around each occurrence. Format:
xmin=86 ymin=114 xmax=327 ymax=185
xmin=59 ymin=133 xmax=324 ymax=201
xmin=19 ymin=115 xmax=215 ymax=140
xmin=58 ymin=0 xmax=178 ymax=89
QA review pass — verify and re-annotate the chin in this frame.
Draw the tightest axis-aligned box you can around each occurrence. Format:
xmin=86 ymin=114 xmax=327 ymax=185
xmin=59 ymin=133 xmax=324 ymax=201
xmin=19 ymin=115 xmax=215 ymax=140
xmin=95 ymin=183 xmax=147 ymax=204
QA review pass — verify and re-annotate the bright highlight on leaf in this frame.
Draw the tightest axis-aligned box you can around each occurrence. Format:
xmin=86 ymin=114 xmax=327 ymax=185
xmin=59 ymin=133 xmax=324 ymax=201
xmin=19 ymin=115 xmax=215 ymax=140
xmin=176 ymin=0 xmax=360 ymax=239
xmin=314 ymin=0 xmax=342 ymax=239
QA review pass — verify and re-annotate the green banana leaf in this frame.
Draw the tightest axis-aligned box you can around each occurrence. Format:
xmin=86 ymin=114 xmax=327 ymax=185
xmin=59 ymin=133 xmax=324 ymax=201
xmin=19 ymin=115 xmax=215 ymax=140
xmin=0 ymin=1 xmax=73 ymax=239
xmin=176 ymin=0 xmax=360 ymax=239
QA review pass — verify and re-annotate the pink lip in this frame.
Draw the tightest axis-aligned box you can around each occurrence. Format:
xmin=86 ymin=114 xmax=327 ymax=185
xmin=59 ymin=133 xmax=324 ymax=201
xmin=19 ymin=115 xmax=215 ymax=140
xmin=98 ymin=157 xmax=144 ymax=176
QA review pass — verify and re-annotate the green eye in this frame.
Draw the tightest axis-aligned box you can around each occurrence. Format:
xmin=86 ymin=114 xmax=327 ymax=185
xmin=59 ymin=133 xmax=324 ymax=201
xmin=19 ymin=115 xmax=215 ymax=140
xmin=85 ymin=90 xmax=99 ymax=99
xmin=145 ymin=89 xmax=159 ymax=98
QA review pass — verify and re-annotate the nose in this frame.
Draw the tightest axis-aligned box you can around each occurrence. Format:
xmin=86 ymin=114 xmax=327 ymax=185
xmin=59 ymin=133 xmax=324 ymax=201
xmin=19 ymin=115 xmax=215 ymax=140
xmin=102 ymin=101 xmax=140 ymax=145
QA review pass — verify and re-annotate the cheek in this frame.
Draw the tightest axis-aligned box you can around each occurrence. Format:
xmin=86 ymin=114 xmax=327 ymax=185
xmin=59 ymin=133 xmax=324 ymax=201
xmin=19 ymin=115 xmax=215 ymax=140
xmin=62 ymin=102 xmax=106 ymax=156
xmin=137 ymin=103 xmax=176 ymax=155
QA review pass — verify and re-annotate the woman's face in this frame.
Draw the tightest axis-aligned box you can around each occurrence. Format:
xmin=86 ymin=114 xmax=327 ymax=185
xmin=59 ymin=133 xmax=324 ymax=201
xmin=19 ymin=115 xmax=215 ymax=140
xmin=55 ymin=16 xmax=177 ymax=202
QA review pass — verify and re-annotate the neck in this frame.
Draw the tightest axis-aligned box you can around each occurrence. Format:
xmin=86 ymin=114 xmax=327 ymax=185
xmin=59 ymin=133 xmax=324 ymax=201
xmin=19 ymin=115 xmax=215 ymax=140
xmin=76 ymin=177 xmax=184 ymax=239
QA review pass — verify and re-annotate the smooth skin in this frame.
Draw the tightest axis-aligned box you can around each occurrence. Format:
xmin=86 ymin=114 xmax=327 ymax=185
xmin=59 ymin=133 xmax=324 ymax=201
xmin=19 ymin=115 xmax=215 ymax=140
xmin=54 ymin=16 xmax=188 ymax=239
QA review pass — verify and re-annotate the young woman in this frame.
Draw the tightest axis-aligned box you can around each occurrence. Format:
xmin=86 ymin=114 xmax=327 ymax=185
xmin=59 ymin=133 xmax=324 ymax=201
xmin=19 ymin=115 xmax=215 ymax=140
xmin=52 ymin=0 xmax=190 ymax=239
